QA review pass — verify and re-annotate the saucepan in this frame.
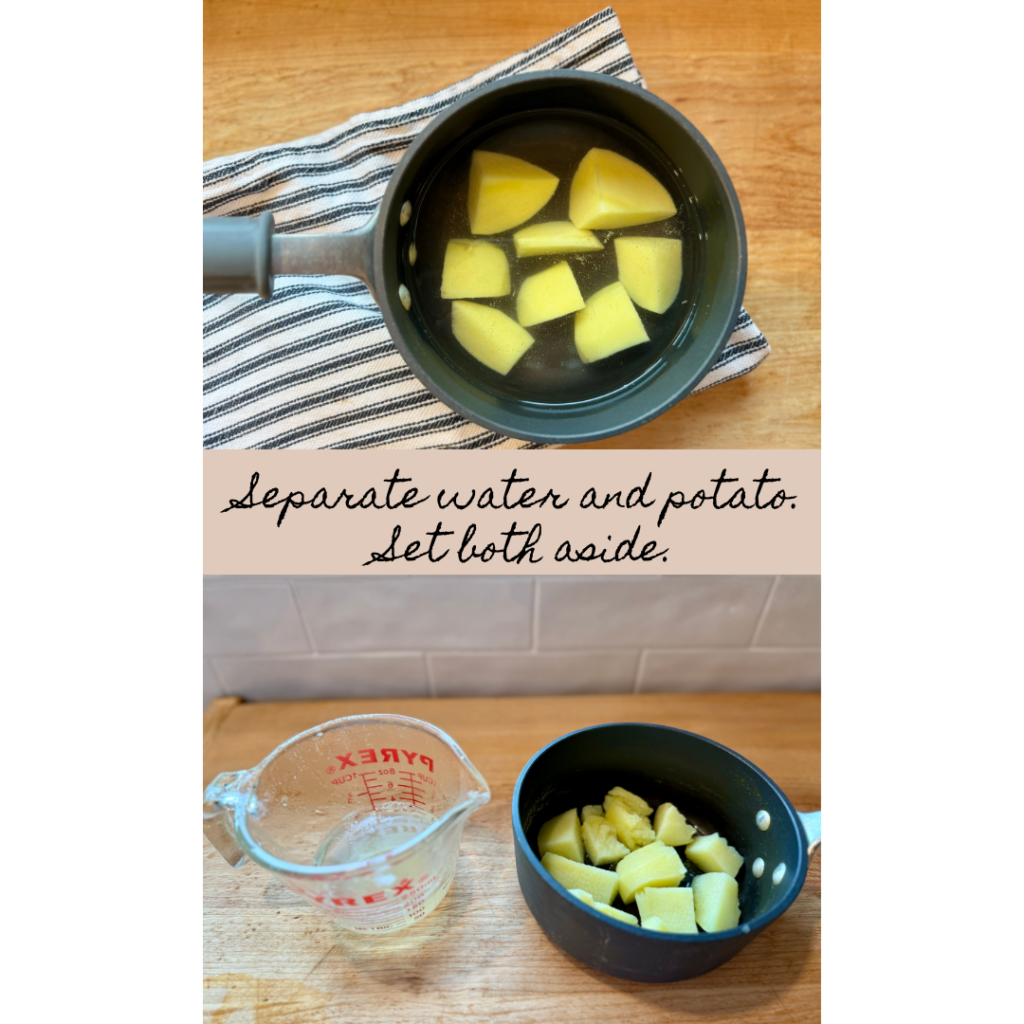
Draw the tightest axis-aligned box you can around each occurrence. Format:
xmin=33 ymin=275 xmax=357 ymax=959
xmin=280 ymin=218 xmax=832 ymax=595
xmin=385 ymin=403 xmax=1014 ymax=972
xmin=203 ymin=70 xmax=746 ymax=444
xmin=512 ymin=723 xmax=820 ymax=982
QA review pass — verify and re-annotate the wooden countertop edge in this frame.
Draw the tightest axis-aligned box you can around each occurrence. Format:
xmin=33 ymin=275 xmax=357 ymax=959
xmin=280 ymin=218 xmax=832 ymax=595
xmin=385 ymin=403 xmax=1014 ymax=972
xmin=204 ymin=695 xmax=243 ymax=750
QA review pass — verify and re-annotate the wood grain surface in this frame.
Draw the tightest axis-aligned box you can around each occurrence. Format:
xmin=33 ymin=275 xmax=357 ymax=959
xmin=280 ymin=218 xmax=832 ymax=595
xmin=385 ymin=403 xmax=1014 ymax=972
xmin=204 ymin=693 xmax=821 ymax=1022
xmin=203 ymin=0 xmax=820 ymax=449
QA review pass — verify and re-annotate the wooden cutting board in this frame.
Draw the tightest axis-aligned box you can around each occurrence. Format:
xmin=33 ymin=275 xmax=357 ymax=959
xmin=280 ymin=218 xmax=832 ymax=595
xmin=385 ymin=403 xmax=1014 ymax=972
xmin=204 ymin=693 xmax=820 ymax=1023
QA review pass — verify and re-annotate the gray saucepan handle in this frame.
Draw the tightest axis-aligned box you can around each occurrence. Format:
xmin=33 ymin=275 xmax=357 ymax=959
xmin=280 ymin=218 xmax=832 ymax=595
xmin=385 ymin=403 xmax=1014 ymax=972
xmin=203 ymin=213 xmax=377 ymax=300
xmin=798 ymin=810 xmax=821 ymax=856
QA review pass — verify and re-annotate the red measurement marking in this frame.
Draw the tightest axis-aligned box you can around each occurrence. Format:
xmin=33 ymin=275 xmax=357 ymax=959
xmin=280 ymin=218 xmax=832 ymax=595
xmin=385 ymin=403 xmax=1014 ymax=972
xmin=359 ymin=771 xmax=385 ymax=809
xmin=397 ymin=771 xmax=426 ymax=807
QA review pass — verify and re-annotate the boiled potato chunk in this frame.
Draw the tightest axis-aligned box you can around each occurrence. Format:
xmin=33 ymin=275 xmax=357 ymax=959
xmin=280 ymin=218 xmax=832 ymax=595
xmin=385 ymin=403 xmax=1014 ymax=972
xmin=513 ymin=220 xmax=603 ymax=257
xmin=604 ymin=786 xmax=653 ymax=817
xmin=594 ymin=904 xmax=638 ymax=926
xmin=653 ymin=803 xmax=697 ymax=847
xmin=636 ymin=886 xmax=697 ymax=934
xmin=574 ymin=282 xmax=649 ymax=364
xmin=581 ymin=815 xmax=630 ymax=866
xmin=604 ymin=797 xmax=656 ymax=851
xmin=537 ymin=807 xmax=584 ymax=863
xmin=581 ymin=804 xmax=604 ymax=822
xmin=569 ymin=148 xmax=676 ymax=229
xmin=541 ymin=851 xmax=620 ymax=905
xmin=468 ymin=151 xmax=559 ymax=234
xmin=451 ymin=301 xmax=535 ymax=375
xmin=567 ymin=888 xmax=595 ymax=906
xmin=616 ymin=840 xmax=685 ymax=903
xmin=439 ymin=239 xmax=511 ymax=299
xmin=516 ymin=261 xmax=585 ymax=327
xmin=641 ymin=916 xmax=671 ymax=933
xmin=692 ymin=872 xmax=740 ymax=932
xmin=685 ymin=833 xmax=744 ymax=878
xmin=615 ymin=237 xmax=682 ymax=314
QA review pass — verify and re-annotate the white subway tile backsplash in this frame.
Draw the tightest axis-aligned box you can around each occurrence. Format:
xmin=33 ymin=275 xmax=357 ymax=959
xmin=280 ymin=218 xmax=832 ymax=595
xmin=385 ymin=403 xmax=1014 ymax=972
xmin=638 ymin=648 xmax=821 ymax=693
xmin=292 ymin=577 xmax=533 ymax=651
xmin=211 ymin=654 xmax=429 ymax=702
xmin=755 ymin=576 xmax=821 ymax=647
xmin=430 ymin=651 xmax=639 ymax=697
xmin=536 ymin=577 xmax=774 ymax=649
xmin=203 ymin=658 xmax=224 ymax=709
xmin=204 ymin=584 xmax=311 ymax=655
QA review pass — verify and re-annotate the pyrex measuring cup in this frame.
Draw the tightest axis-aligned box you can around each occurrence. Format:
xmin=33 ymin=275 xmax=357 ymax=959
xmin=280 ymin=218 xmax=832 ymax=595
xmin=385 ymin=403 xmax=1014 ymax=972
xmin=203 ymin=714 xmax=490 ymax=933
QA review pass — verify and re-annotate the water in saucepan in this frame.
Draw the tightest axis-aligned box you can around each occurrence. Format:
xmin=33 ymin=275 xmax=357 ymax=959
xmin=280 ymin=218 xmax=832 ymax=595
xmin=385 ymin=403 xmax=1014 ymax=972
xmin=404 ymin=110 xmax=705 ymax=405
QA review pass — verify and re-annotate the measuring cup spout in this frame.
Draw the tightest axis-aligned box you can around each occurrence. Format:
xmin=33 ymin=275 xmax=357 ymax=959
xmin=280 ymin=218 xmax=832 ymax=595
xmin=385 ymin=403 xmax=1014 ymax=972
xmin=203 ymin=770 xmax=251 ymax=867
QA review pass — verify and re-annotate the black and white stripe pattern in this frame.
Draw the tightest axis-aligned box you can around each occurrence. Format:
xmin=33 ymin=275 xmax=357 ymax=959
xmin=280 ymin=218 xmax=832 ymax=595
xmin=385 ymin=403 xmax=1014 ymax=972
xmin=202 ymin=8 xmax=769 ymax=450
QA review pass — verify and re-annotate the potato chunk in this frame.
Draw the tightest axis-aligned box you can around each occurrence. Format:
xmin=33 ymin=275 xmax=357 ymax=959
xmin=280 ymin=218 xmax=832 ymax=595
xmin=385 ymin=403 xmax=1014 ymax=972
xmin=636 ymin=886 xmax=697 ymax=934
xmin=692 ymin=872 xmax=740 ymax=932
xmin=468 ymin=151 xmax=559 ymax=234
xmin=616 ymin=840 xmax=685 ymax=904
xmin=541 ymin=851 xmax=619 ymax=905
xmin=439 ymin=239 xmax=511 ymax=299
xmin=641 ymin=916 xmax=671 ymax=933
xmin=451 ymin=301 xmax=534 ymax=375
xmin=614 ymin=237 xmax=682 ymax=314
xmin=581 ymin=804 xmax=604 ymax=822
xmin=516 ymin=261 xmax=585 ymax=327
xmin=569 ymin=148 xmax=676 ymax=229
xmin=537 ymin=807 xmax=584 ymax=863
xmin=653 ymin=803 xmax=697 ymax=847
xmin=594 ymin=904 xmax=638 ymax=926
xmin=567 ymin=888 xmax=594 ymax=906
xmin=604 ymin=797 xmax=656 ymax=851
xmin=604 ymin=787 xmax=653 ymax=818
xmin=513 ymin=220 xmax=603 ymax=257
xmin=574 ymin=282 xmax=649 ymax=364
xmin=685 ymin=833 xmax=744 ymax=878
xmin=581 ymin=815 xmax=630 ymax=866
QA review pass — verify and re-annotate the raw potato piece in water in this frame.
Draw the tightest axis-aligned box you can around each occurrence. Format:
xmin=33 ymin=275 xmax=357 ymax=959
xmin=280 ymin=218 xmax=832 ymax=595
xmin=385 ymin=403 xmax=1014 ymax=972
xmin=574 ymin=281 xmax=649 ymax=364
xmin=468 ymin=151 xmax=559 ymax=234
xmin=537 ymin=807 xmax=584 ymax=863
xmin=516 ymin=262 xmax=586 ymax=327
xmin=569 ymin=148 xmax=676 ymax=229
xmin=513 ymin=221 xmax=603 ymax=257
xmin=636 ymin=886 xmax=697 ymax=934
xmin=692 ymin=872 xmax=741 ymax=933
xmin=685 ymin=833 xmax=744 ymax=878
xmin=615 ymin=237 xmax=683 ymax=314
xmin=541 ymin=851 xmax=619 ymax=905
xmin=440 ymin=240 xmax=511 ymax=299
xmin=653 ymin=802 xmax=697 ymax=847
xmin=451 ymin=301 xmax=534 ymax=375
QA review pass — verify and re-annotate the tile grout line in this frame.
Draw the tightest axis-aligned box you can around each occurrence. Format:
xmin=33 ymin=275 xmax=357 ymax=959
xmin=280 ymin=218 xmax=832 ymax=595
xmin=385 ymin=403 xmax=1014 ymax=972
xmin=288 ymin=579 xmax=319 ymax=654
xmin=531 ymin=576 xmax=541 ymax=652
xmin=749 ymin=575 xmax=781 ymax=647
xmin=205 ymin=656 xmax=228 ymax=699
xmin=632 ymin=649 xmax=646 ymax=694
xmin=424 ymin=652 xmax=438 ymax=699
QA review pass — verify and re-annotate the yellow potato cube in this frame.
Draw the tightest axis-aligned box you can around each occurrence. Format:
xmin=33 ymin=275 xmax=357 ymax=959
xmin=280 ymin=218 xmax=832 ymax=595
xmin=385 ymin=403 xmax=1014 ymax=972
xmin=616 ymin=840 xmax=685 ymax=904
xmin=581 ymin=815 xmax=630 ymax=866
xmin=604 ymin=786 xmax=653 ymax=817
xmin=692 ymin=872 xmax=740 ymax=932
xmin=593 ymin=904 xmax=638 ymax=926
xmin=653 ymin=803 xmax=697 ymax=847
xmin=439 ymin=239 xmax=511 ymax=299
xmin=685 ymin=833 xmax=744 ymax=878
xmin=450 ymin=301 xmax=534 ymax=375
xmin=581 ymin=804 xmax=604 ymax=822
xmin=568 ymin=148 xmax=676 ymax=230
xmin=516 ymin=261 xmax=585 ymax=327
xmin=468 ymin=151 xmax=559 ymax=234
xmin=604 ymin=797 xmax=656 ymax=851
xmin=541 ymin=852 xmax=619 ymax=905
xmin=537 ymin=807 xmax=584 ymax=863
xmin=567 ymin=888 xmax=595 ymax=906
xmin=614 ymin=237 xmax=683 ymax=314
xmin=636 ymin=886 xmax=697 ymax=934
xmin=641 ymin=916 xmax=671 ymax=933
xmin=513 ymin=220 xmax=603 ymax=257
xmin=574 ymin=282 xmax=649 ymax=364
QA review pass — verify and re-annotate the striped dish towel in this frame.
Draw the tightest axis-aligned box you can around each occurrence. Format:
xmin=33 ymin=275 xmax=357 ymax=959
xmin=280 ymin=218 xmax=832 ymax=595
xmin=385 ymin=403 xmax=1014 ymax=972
xmin=202 ymin=7 xmax=770 ymax=450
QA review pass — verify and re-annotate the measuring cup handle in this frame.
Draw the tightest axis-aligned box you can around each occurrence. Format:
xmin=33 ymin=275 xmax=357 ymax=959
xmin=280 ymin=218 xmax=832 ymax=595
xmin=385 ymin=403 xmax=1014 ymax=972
xmin=203 ymin=213 xmax=378 ymax=300
xmin=798 ymin=810 xmax=821 ymax=856
xmin=203 ymin=771 xmax=249 ymax=867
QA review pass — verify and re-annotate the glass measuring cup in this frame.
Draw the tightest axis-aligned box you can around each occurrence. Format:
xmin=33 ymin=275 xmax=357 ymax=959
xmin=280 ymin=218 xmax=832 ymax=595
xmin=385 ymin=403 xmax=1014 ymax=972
xmin=203 ymin=714 xmax=490 ymax=933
